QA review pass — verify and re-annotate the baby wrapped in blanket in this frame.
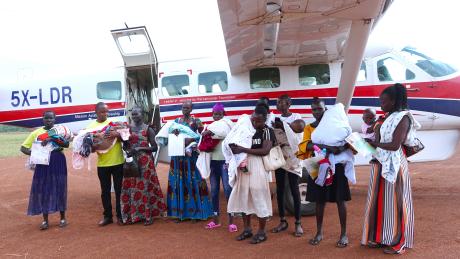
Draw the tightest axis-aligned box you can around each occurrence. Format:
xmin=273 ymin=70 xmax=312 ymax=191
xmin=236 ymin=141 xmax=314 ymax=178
xmin=222 ymin=114 xmax=256 ymax=187
xmin=273 ymin=119 xmax=305 ymax=176
xmin=310 ymin=103 xmax=356 ymax=185
xmin=72 ymin=121 xmax=130 ymax=170
xmin=154 ymin=121 xmax=201 ymax=156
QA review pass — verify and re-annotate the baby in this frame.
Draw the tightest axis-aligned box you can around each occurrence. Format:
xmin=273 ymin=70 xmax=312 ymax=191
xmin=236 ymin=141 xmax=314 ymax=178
xmin=361 ymin=108 xmax=377 ymax=142
xmin=273 ymin=119 xmax=305 ymax=172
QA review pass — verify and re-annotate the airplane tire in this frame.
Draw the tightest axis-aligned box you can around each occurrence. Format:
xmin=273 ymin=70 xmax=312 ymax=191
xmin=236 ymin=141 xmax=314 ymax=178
xmin=284 ymin=169 xmax=316 ymax=216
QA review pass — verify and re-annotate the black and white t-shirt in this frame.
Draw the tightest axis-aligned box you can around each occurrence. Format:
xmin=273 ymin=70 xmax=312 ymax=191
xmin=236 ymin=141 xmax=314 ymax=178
xmin=251 ymin=126 xmax=276 ymax=149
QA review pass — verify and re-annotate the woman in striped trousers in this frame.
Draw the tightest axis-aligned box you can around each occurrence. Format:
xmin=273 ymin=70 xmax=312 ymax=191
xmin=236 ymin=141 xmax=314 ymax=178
xmin=362 ymin=84 xmax=415 ymax=254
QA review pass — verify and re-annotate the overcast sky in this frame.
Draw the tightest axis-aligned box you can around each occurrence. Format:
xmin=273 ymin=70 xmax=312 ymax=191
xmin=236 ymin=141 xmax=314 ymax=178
xmin=0 ymin=0 xmax=459 ymax=83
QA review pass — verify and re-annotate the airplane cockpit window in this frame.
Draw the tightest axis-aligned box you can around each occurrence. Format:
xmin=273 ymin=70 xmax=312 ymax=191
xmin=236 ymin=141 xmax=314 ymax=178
xmin=250 ymin=68 xmax=280 ymax=89
xmin=401 ymin=47 xmax=457 ymax=77
xmin=377 ymin=57 xmax=415 ymax=82
xmin=161 ymin=75 xmax=190 ymax=96
xmin=198 ymin=71 xmax=228 ymax=94
xmin=299 ymin=64 xmax=330 ymax=86
xmin=97 ymin=81 xmax=122 ymax=100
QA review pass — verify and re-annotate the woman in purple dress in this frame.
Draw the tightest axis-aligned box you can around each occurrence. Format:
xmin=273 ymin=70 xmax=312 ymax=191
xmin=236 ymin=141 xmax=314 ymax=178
xmin=20 ymin=111 xmax=69 ymax=230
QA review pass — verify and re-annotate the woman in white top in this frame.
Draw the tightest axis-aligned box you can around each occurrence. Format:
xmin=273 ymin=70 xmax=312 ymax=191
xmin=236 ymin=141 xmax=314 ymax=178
xmin=362 ymin=83 xmax=416 ymax=254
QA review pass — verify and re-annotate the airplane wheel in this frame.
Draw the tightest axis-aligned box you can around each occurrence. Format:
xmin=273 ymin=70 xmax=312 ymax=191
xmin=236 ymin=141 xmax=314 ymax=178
xmin=285 ymin=170 xmax=316 ymax=216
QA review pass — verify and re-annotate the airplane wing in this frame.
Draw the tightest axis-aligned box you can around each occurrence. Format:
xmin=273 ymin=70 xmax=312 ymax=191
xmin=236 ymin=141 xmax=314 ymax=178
xmin=217 ymin=0 xmax=394 ymax=108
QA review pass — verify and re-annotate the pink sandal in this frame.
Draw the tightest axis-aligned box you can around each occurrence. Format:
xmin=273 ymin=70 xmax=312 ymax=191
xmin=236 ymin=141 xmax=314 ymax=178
xmin=205 ymin=221 xmax=222 ymax=229
xmin=228 ymin=224 xmax=238 ymax=233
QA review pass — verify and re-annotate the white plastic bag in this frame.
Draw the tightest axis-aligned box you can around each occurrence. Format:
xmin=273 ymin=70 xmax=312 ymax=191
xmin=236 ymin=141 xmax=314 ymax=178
xmin=196 ymin=151 xmax=211 ymax=179
xmin=30 ymin=141 xmax=53 ymax=165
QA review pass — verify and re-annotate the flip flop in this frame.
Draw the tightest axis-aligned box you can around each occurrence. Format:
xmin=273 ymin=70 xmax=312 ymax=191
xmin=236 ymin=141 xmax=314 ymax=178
xmin=205 ymin=221 xmax=222 ymax=229
xmin=250 ymin=233 xmax=267 ymax=244
xmin=228 ymin=224 xmax=238 ymax=233
xmin=271 ymin=220 xmax=288 ymax=233
xmin=309 ymin=235 xmax=323 ymax=246
xmin=336 ymin=236 xmax=349 ymax=248
xmin=236 ymin=230 xmax=253 ymax=241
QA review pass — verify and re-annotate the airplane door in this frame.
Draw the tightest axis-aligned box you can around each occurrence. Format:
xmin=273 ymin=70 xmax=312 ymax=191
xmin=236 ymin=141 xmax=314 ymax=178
xmin=374 ymin=54 xmax=434 ymax=130
xmin=111 ymin=26 xmax=157 ymax=68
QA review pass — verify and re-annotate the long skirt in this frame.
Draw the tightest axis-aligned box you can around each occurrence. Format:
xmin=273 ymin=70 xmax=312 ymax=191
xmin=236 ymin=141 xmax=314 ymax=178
xmin=28 ymin=151 xmax=67 ymax=216
xmin=227 ymin=155 xmax=272 ymax=218
xmin=121 ymin=152 xmax=166 ymax=223
xmin=361 ymin=151 xmax=414 ymax=253
xmin=166 ymin=154 xmax=213 ymax=220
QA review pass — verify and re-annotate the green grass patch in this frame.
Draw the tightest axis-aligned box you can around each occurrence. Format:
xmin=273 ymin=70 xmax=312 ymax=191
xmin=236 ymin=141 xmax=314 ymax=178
xmin=0 ymin=132 xmax=30 ymax=158
xmin=0 ymin=125 xmax=30 ymax=132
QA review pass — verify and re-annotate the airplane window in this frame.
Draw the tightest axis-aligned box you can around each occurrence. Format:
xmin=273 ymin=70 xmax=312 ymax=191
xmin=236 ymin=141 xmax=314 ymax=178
xmin=117 ymin=35 xmax=150 ymax=55
xmin=377 ymin=58 xmax=415 ymax=82
xmin=401 ymin=47 xmax=457 ymax=77
xmin=161 ymin=75 xmax=190 ymax=96
xmin=299 ymin=64 xmax=330 ymax=86
xmin=97 ymin=81 xmax=122 ymax=100
xmin=341 ymin=62 xmax=367 ymax=81
xmin=198 ymin=71 xmax=228 ymax=94
xmin=250 ymin=68 xmax=280 ymax=89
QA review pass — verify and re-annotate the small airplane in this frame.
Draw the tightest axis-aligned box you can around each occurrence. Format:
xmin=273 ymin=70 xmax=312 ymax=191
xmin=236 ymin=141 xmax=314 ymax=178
xmin=1 ymin=0 xmax=459 ymax=165
xmin=1 ymin=0 xmax=459 ymax=215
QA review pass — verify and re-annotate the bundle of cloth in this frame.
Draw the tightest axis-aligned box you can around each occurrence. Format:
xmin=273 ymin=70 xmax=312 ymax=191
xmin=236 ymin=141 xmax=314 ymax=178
xmin=154 ymin=121 xmax=201 ymax=156
xmin=222 ymin=114 xmax=256 ymax=187
xmin=196 ymin=117 xmax=234 ymax=179
xmin=72 ymin=121 xmax=130 ymax=170
xmin=309 ymin=103 xmax=356 ymax=186
xmin=37 ymin=125 xmax=73 ymax=150
xmin=273 ymin=120 xmax=304 ymax=176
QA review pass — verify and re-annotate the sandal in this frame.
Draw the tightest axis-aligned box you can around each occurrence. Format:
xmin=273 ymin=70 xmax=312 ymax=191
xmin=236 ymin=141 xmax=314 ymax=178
xmin=236 ymin=230 xmax=253 ymax=241
xmin=293 ymin=221 xmax=303 ymax=237
xmin=309 ymin=234 xmax=323 ymax=246
xmin=59 ymin=219 xmax=68 ymax=228
xmin=144 ymin=219 xmax=153 ymax=226
xmin=383 ymin=247 xmax=405 ymax=254
xmin=271 ymin=219 xmax=288 ymax=233
xmin=39 ymin=221 xmax=49 ymax=230
xmin=367 ymin=241 xmax=383 ymax=248
xmin=228 ymin=224 xmax=238 ymax=233
xmin=336 ymin=236 xmax=349 ymax=248
xmin=250 ymin=232 xmax=267 ymax=244
xmin=205 ymin=221 xmax=222 ymax=229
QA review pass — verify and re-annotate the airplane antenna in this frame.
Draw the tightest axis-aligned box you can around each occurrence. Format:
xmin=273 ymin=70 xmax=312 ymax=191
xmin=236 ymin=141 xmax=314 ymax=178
xmin=124 ymin=22 xmax=132 ymax=42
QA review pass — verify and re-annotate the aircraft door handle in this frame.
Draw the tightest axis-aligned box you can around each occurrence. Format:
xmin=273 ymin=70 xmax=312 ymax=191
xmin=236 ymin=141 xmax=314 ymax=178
xmin=406 ymin=88 xmax=420 ymax=92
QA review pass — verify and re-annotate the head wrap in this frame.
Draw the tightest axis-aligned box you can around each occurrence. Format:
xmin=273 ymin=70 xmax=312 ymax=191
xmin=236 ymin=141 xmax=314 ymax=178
xmin=212 ymin=103 xmax=225 ymax=113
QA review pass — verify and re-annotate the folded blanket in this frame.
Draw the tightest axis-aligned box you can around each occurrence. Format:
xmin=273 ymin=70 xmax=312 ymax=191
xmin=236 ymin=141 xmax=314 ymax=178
xmin=273 ymin=122 xmax=302 ymax=176
xmin=222 ymin=114 xmax=255 ymax=187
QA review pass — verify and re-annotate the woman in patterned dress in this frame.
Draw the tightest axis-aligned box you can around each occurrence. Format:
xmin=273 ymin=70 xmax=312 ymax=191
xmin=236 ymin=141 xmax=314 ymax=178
xmin=120 ymin=107 xmax=166 ymax=225
xmin=167 ymin=100 xmax=213 ymax=221
xmin=361 ymin=83 xmax=415 ymax=254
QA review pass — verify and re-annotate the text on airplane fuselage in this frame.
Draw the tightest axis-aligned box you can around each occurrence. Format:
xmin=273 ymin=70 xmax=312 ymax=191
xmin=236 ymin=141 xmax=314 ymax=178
xmin=10 ymin=86 xmax=72 ymax=107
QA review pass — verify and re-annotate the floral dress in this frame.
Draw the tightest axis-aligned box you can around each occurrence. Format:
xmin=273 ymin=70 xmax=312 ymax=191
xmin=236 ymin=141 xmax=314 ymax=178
xmin=121 ymin=124 xmax=166 ymax=224
xmin=167 ymin=117 xmax=213 ymax=220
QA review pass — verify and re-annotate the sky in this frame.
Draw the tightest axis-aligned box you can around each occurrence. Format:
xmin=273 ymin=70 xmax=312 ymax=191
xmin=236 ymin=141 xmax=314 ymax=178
xmin=0 ymin=0 xmax=459 ymax=83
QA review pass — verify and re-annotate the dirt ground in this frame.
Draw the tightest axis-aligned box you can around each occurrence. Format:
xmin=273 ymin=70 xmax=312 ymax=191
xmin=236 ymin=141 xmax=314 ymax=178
xmin=0 ymin=151 xmax=459 ymax=259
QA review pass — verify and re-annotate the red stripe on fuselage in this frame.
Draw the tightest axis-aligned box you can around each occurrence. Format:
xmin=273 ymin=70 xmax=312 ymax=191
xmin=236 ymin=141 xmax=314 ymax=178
xmin=0 ymin=102 xmax=125 ymax=123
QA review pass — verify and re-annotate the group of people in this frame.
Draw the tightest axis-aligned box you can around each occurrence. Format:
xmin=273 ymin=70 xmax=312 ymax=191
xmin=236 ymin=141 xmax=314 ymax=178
xmin=20 ymin=83 xmax=416 ymax=254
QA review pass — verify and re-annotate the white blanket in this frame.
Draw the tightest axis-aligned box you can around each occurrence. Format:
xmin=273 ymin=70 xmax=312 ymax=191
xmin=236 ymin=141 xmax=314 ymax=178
xmin=376 ymin=111 xmax=420 ymax=183
xmin=196 ymin=118 xmax=234 ymax=179
xmin=311 ymin=103 xmax=355 ymax=183
xmin=222 ymin=114 xmax=256 ymax=187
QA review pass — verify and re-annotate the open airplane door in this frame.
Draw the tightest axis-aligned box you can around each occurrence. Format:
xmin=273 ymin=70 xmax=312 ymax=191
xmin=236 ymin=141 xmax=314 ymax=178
xmin=111 ymin=26 xmax=158 ymax=68
xmin=111 ymin=26 xmax=164 ymax=164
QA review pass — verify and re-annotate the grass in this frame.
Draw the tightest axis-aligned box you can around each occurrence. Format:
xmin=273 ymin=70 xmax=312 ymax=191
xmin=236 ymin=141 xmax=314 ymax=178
xmin=0 ymin=132 xmax=30 ymax=158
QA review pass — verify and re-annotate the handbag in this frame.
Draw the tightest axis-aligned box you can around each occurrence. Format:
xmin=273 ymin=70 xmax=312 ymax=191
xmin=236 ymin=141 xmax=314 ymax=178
xmin=403 ymin=137 xmax=425 ymax=158
xmin=123 ymin=155 xmax=141 ymax=178
xmin=262 ymin=145 xmax=286 ymax=171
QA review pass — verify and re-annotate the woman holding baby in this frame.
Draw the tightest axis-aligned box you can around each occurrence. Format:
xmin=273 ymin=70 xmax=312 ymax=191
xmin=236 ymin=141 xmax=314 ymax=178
xmin=297 ymin=97 xmax=352 ymax=248
xmin=120 ymin=107 xmax=166 ymax=225
xmin=166 ymin=100 xmax=213 ymax=222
